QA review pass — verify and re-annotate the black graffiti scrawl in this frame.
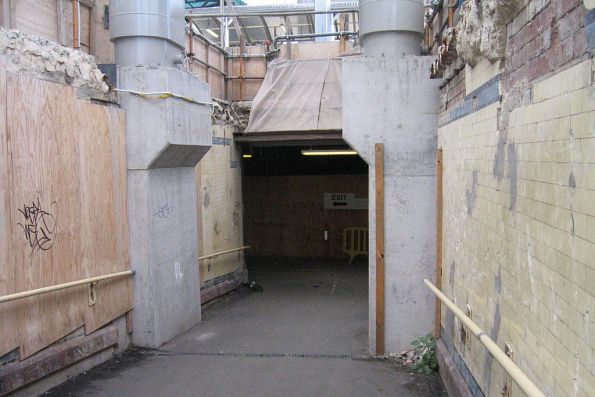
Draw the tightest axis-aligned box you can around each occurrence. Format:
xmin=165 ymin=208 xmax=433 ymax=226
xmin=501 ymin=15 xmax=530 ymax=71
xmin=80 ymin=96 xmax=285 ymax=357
xmin=17 ymin=198 xmax=57 ymax=256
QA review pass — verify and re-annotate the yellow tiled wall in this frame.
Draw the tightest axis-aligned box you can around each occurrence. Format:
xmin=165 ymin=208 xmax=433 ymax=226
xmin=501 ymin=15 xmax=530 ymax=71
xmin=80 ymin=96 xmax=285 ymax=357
xmin=438 ymin=58 xmax=594 ymax=397
xmin=196 ymin=124 xmax=245 ymax=286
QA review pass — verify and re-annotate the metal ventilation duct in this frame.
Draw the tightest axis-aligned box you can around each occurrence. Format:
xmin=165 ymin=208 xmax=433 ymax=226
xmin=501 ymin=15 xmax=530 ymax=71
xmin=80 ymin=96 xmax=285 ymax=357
xmin=111 ymin=0 xmax=186 ymax=67
xmin=359 ymin=0 xmax=424 ymax=57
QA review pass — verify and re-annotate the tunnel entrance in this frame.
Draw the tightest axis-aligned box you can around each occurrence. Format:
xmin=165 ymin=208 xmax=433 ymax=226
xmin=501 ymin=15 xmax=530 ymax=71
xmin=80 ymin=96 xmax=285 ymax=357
xmin=240 ymin=143 xmax=370 ymax=354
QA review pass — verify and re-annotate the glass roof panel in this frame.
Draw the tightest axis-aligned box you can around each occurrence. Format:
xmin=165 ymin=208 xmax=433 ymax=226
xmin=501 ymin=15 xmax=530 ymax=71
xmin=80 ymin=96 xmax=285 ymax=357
xmin=185 ymin=0 xmax=246 ymax=8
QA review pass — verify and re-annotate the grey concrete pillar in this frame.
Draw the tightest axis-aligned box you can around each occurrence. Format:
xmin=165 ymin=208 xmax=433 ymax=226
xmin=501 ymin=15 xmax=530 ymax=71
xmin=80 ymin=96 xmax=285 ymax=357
xmin=342 ymin=56 xmax=440 ymax=354
xmin=118 ymin=66 xmax=211 ymax=347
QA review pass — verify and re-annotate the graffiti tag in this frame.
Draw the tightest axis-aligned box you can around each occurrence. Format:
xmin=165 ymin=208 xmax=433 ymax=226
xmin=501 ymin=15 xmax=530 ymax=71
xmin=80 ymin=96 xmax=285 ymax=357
xmin=17 ymin=199 xmax=57 ymax=256
xmin=154 ymin=191 xmax=174 ymax=219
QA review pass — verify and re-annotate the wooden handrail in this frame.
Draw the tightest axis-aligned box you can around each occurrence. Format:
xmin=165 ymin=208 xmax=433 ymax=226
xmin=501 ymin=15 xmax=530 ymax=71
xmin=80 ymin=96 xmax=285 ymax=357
xmin=199 ymin=246 xmax=250 ymax=261
xmin=0 ymin=270 xmax=135 ymax=304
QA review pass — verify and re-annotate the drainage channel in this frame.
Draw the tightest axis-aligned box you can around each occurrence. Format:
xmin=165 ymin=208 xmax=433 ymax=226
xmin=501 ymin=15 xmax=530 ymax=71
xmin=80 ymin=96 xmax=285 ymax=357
xmin=155 ymin=351 xmax=373 ymax=360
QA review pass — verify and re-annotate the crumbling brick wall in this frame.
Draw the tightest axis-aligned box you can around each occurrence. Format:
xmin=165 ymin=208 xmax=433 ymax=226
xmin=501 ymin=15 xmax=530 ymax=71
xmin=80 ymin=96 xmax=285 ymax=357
xmin=438 ymin=1 xmax=594 ymax=396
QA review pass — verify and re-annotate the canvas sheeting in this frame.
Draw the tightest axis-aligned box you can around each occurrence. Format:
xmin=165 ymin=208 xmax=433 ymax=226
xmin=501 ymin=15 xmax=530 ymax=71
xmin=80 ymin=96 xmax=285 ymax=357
xmin=243 ymin=58 xmax=342 ymax=135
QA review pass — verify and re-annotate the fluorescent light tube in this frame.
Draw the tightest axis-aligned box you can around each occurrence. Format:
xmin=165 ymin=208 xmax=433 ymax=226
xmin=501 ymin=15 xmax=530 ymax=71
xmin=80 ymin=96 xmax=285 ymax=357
xmin=301 ymin=149 xmax=358 ymax=156
xmin=206 ymin=29 xmax=219 ymax=39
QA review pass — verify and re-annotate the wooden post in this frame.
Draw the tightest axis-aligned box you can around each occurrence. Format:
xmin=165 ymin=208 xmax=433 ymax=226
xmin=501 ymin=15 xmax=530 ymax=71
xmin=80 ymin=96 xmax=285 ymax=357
xmin=435 ymin=149 xmax=443 ymax=339
xmin=448 ymin=0 xmax=454 ymax=29
xmin=72 ymin=0 xmax=80 ymax=49
xmin=205 ymin=42 xmax=210 ymax=84
xmin=188 ymin=23 xmax=194 ymax=56
xmin=224 ymin=53 xmax=229 ymax=101
xmin=239 ymin=37 xmax=245 ymax=101
xmin=56 ymin=0 xmax=67 ymax=45
xmin=375 ymin=143 xmax=385 ymax=356
xmin=339 ymin=14 xmax=346 ymax=53
xmin=3 ymin=0 xmax=14 ymax=29
xmin=126 ymin=310 xmax=133 ymax=334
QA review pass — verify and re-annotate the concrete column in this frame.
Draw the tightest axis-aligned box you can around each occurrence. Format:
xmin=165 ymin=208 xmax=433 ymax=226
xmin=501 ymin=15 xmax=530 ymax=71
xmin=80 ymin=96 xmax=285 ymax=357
xmin=342 ymin=56 xmax=440 ymax=354
xmin=118 ymin=66 xmax=212 ymax=347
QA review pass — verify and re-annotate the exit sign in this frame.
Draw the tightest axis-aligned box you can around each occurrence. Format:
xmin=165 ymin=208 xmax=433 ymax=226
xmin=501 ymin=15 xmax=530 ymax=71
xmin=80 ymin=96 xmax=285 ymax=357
xmin=323 ymin=193 xmax=368 ymax=210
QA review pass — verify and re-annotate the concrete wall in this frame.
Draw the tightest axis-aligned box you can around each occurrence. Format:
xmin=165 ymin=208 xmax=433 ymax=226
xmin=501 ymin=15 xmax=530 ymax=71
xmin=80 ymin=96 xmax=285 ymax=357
xmin=196 ymin=124 xmax=246 ymax=287
xmin=437 ymin=1 xmax=594 ymax=396
xmin=342 ymin=56 xmax=441 ymax=354
xmin=243 ymin=175 xmax=368 ymax=259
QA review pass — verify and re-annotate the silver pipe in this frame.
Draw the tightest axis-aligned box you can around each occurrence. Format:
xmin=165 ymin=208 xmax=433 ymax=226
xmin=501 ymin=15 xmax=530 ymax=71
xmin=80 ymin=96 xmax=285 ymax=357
xmin=187 ymin=9 xmax=359 ymax=19
xmin=190 ymin=56 xmax=227 ymax=77
xmin=189 ymin=26 xmax=230 ymax=56
xmin=226 ymin=54 xmax=267 ymax=59
xmin=273 ymin=31 xmax=357 ymax=50
xmin=359 ymin=0 xmax=424 ymax=57
xmin=111 ymin=0 xmax=186 ymax=67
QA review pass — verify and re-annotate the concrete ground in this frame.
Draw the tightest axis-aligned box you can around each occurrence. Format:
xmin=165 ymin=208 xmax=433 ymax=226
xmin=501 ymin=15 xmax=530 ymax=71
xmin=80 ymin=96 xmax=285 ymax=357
xmin=45 ymin=259 xmax=446 ymax=397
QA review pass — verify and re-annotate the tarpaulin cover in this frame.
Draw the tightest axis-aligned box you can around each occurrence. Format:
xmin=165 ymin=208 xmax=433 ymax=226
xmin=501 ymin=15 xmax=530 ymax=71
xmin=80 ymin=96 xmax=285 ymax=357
xmin=244 ymin=58 xmax=342 ymax=134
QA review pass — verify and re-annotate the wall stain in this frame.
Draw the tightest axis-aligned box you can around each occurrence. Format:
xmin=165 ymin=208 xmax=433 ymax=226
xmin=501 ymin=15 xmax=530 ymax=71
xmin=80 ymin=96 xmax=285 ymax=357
xmin=507 ymin=143 xmax=518 ymax=211
xmin=466 ymin=170 xmax=478 ymax=215
xmin=569 ymin=172 xmax=576 ymax=189
xmin=483 ymin=302 xmax=501 ymax=392
xmin=203 ymin=189 xmax=210 ymax=208
xmin=232 ymin=201 xmax=240 ymax=229
xmin=495 ymin=267 xmax=502 ymax=294
xmin=493 ymin=132 xmax=507 ymax=180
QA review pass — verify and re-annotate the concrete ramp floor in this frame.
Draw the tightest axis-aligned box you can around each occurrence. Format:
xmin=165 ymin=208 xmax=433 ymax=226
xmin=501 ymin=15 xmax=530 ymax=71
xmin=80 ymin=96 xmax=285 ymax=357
xmin=45 ymin=259 xmax=446 ymax=397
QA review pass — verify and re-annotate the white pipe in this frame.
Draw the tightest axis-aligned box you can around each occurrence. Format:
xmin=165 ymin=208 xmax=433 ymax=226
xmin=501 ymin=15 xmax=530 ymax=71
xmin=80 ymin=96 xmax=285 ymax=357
xmin=424 ymin=279 xmax=546 ymax=397
xmin=0 ymin=271 xmax=135 ymax=304
xmin=112 ymin=89 xmax=214 ymax=107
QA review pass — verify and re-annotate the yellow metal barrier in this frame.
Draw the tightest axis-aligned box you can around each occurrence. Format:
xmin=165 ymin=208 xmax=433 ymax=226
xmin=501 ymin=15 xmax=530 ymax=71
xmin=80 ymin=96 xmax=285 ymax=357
xmin=342 ymin=227 xmax=369 ymax=263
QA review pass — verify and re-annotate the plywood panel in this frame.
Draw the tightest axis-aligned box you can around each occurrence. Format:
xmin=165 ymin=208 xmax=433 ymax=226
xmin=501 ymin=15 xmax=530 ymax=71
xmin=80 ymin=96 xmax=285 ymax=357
xmin=78 ymin=103 xmax=132 ymax=332
xmin=7 ymin=74 xmax=86 ymax=358
xmin=244 ymin=175 xmax=368 ymax=258
xmin=0 ymin=65 xmax=19 ymax=357
xmin=15 ymin=0 xmax=59 ymax=42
